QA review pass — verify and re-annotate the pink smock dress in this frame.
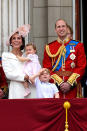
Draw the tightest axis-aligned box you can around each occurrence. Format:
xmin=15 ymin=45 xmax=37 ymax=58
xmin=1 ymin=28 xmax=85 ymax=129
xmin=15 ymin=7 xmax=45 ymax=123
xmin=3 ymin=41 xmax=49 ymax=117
xmin=23 ymin=54 xmax=41 ymax=97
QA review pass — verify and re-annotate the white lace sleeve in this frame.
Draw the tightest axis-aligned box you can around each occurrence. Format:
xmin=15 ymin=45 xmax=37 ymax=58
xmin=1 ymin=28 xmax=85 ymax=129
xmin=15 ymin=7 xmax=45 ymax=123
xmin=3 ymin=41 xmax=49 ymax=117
xmin=2 ymin=52 xmax=25 ymax=82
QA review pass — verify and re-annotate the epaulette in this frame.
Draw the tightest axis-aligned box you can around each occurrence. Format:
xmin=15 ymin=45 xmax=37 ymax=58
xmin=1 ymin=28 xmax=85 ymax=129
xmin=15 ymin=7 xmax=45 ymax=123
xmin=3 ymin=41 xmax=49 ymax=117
xmin=73 ymin=39 xmax=81 ymax=42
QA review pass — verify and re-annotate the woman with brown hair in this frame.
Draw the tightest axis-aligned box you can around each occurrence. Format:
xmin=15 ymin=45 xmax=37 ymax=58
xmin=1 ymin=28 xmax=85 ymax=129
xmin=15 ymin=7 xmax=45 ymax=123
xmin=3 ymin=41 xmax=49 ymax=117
xmin=2 ymin=25 xmax=30 ymax=99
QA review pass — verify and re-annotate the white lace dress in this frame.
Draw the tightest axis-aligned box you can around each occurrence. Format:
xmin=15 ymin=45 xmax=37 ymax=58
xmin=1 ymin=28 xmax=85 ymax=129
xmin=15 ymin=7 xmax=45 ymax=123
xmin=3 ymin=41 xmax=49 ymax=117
xmin=2 ymin=52 xmax=26 ymax=99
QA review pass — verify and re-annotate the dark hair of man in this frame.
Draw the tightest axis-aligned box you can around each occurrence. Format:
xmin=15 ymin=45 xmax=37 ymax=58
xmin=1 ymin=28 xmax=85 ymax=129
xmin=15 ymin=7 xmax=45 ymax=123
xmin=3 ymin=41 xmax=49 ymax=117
xmin=67 ymin=25 xmax=73 ymax=35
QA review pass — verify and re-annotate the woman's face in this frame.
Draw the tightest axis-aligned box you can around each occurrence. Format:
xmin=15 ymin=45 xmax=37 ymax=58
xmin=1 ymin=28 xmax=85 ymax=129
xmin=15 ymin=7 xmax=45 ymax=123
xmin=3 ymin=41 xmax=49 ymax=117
xmin=11 ymin=33 xmax=22 ymax=49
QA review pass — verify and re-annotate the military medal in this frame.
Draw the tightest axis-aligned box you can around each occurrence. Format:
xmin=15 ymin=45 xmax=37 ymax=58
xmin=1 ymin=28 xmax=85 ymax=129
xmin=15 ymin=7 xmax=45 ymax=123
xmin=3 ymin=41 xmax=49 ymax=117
xmin=70 ymin=46 xmax=75 ymax=52
xmin=70 ymin=53 xmax=76 ymax=60
xmin=71 ymin=62 xmax=75 ymax=68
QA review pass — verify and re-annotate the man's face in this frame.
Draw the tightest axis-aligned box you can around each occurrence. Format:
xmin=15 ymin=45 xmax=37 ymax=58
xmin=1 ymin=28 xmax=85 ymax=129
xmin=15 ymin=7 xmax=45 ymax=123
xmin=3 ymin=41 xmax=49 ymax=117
xmin=55 ymin=20 xmax=68 ymax=39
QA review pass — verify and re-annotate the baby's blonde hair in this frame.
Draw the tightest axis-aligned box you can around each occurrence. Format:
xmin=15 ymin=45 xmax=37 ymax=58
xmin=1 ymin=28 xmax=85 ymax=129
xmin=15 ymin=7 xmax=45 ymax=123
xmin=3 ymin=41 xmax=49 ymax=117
xmin=25 ymin=42 xmax=37 ymax=52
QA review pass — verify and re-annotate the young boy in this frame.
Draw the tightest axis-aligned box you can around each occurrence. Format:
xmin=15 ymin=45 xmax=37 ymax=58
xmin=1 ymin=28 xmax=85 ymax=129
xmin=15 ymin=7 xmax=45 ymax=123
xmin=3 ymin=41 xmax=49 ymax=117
xmin=29 ymin=68 xmax=59 ymax=98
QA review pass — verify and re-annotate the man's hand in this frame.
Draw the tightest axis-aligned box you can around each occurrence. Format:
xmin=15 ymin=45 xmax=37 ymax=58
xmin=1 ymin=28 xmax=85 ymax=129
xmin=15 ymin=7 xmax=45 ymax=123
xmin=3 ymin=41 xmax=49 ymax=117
xmin=60 ymin=82 xmax=71 ymax=93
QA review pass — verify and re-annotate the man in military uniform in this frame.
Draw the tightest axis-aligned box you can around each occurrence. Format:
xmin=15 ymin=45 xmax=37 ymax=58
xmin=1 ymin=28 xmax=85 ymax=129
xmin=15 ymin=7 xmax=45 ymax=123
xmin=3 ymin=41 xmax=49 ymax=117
xmin=0 ymin=57 xmax=8 ymax=99
xmin=43 ymin=19 xmax=86 ymax=98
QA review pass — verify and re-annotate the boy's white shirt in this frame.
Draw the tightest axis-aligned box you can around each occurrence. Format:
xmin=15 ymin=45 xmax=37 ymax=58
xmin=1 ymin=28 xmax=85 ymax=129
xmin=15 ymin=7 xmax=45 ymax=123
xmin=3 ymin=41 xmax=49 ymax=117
xmin=34 ymin=77 xmax=59 ymax=98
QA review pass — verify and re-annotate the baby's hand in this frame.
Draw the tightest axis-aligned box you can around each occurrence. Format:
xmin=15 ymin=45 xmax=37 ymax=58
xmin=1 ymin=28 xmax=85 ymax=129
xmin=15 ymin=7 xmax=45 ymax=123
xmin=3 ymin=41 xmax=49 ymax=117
xmin=16 ymin=55 xmax=23 ymax=61
xmin=16 ymin=55 xmax=20 ymax=59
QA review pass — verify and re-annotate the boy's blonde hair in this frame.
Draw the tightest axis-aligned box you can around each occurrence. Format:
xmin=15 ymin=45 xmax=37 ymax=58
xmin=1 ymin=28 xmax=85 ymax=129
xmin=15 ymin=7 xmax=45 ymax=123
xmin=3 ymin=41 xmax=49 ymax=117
xmin=40 ymin=68 xmax=50 ymax=75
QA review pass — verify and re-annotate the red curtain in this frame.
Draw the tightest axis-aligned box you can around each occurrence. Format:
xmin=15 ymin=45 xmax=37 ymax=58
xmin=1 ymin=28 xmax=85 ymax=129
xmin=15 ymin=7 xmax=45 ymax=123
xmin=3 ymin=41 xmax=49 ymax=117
xmin=0 ymin=98 xmax=87 ymax=131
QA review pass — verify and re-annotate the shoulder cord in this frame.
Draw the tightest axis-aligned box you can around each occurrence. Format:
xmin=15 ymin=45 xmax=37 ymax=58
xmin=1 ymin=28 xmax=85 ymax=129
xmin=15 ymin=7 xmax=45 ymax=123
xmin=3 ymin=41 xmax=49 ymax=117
xmin=46 ymin=44 xmax=66 ymax=71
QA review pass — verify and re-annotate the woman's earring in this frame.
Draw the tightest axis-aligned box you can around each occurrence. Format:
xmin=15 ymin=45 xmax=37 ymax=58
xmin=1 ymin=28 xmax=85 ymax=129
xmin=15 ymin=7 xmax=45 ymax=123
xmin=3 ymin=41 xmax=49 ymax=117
xmin=10 ymin=43 xmax=12 ymax=46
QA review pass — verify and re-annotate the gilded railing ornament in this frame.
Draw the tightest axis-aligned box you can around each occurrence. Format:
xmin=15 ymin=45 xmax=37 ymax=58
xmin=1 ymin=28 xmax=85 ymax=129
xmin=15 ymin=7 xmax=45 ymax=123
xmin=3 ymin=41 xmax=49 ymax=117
xmin=63 ymin=101 xmax=71 ymax=131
